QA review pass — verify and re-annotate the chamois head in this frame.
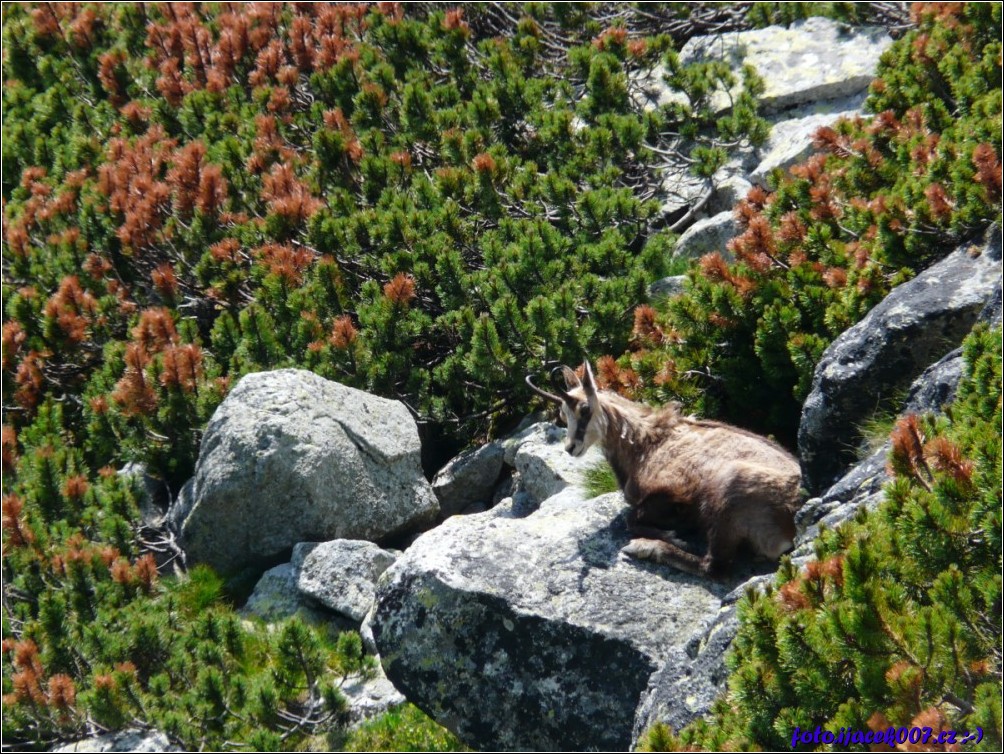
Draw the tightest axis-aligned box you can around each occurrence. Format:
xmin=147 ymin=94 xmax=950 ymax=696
xmin=526 ymin=361 xmax=606 ymax=457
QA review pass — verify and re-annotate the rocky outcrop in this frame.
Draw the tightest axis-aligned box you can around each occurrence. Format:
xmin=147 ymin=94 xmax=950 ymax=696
xmin=369 ymin=489 xmax=727 ymax=751
xmin=649 ymin=17 xmax=893 ymax=115
xmin=646 ymin=18 xmax=891 ymax=250
xmin=52 ymin=730 xmax=181 ymax=753
xmin=293 ymin=540 xmax=398 ymax=623
xmin=799 ymin=227 xmax=1002 ymax=493
xmin=171 ymin=369 xmax=438 ymax=573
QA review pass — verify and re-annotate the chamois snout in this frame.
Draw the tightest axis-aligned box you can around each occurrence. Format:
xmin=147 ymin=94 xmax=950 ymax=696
xmin=561 ymin=399 xmax=600 ymax=457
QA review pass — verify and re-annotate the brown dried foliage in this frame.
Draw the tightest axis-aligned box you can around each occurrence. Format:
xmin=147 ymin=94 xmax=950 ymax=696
xmin=98 ymin=126 xmax=176 ymax=250
xmin=330 ymin=315 xmax=359 ymax=349
xmin=261 ymin=164 xmax=323 ymax=225
xmin=383 ymin=272 xmax=417 ymax=307
xmin=972 ymin=143 xmax=1002 ymax=200
xmin=160 ymin=344 xmax=204 ymax=393
xmin=44 ymin=276 xmax=98 ymax=344
xmin=256 ymin=243 xmax=313 ymax=285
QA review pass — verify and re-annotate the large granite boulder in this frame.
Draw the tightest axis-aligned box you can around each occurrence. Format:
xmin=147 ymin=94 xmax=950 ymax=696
xmin=799 ymin=227 xmax=1002 ymax=493
xmin=172 ymin=369 xmax=438 ymax=574
xmin=369 ymin=488 xmax=726 ymax=751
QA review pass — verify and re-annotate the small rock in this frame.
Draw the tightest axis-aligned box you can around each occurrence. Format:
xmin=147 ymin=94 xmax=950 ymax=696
xmin=671 ymin=211 xmax=739 ymax=260
xmin=508 ymin=422 xmax=606 ymax=505
xmin=432 ymin=442 xmax=505 ymax=518
xmin=293 ymin=540 xmax=398 ymax=624
xmin=241 ymin=563 xmax=331 ymax=626
xmin=341 ymin=664 xmax=407 ymax=723
xmin=649 ymin=275 xmax=688 ymax=300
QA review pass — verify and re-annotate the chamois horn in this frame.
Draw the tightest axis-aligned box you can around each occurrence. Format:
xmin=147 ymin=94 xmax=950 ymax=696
xmin=525 ymin=370 xmax=569 ymax=404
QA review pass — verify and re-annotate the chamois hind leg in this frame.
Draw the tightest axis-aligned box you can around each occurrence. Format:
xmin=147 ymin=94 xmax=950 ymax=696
xmin=703 ymin=522 xmax=743 ymax=580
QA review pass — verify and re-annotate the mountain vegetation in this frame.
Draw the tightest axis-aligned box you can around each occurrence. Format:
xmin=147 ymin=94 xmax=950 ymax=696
xmin=3 ymin=2 xmax=1000 ymax=751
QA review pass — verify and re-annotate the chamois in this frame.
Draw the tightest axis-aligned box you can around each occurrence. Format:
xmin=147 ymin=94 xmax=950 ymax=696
xmin=526 ymin=362 xmax=803 ymax=578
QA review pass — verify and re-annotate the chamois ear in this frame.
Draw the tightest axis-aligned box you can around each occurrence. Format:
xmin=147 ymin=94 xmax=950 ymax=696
xmin=581 ymin=360 xmax=597 ymax=393
xmin=560 ymin=365 xmax=581 ymax=391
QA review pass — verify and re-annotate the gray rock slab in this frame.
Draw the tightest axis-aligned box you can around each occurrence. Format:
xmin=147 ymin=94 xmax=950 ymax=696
xmin=678 ymin=17 xmax=892 ymax=115
xmin=509 ymin=422 xmax=606 ymax=505
xmin=293 ymin=540 xmax=398 ymax=623
xmin=369 ymin=488 xmax=726 ymax=751
xmin=750 ymin=93 xmax=866 ymax=184
xmin=52 ymin=729 xmax=180 ymax=752
xmin=798 ymin=227 xmax=1002 ymax=493
xmin=173 ymin=369 xmax=438 ymax=573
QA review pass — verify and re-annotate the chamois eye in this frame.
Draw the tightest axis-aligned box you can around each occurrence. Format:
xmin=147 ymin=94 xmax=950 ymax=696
xmin=578 ymin=405 xmax=591 ymax=421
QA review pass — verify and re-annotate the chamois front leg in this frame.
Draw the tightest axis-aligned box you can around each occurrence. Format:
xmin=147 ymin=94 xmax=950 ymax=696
xmin=621 ymin=538 xmax=711 ymax=577
xmin=623 ymin=503 xmax=710 ymax=576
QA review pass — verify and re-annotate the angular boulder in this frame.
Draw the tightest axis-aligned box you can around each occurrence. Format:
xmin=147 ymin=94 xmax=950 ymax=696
xmin=749 ymin=92 xmax=866 ymax=184
xmin=369 ymin=489 xmax=726 ymax=751
xmin=293 ymin=539 xmax=398 ymax=623
xmin=799 ymin=227 xmax=1002 ymax=492
xmin=431 ymin=441 xmax=505 ymax=517
xmin=173 ymin=369 xmax=438 ymax=573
